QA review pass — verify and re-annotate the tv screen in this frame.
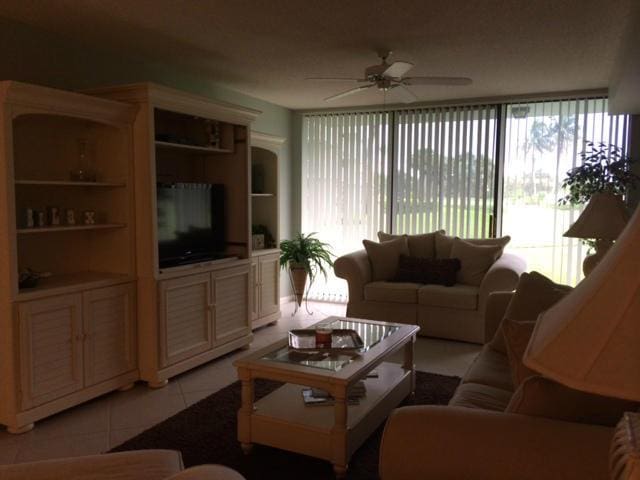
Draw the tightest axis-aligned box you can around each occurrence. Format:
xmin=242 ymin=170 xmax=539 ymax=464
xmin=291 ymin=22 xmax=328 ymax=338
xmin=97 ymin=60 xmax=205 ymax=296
xmin=156 ymin=182 xmax=225 ymax=268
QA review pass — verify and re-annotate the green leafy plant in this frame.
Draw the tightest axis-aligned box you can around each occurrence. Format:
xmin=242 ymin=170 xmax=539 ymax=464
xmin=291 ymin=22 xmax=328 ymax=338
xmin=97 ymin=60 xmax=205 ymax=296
xmin=279 ymin=232 xmax=334 ymax=283
xmin=559 ymin=142 xmax=639 ymax=206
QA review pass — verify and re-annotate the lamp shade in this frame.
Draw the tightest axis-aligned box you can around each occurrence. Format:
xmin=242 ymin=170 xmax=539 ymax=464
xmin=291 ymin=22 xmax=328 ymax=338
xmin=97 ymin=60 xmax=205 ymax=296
xmin=524 ymin=203 xmax=640 ymax=401
xmin=563 ymin=192 xmax=630 ymax=240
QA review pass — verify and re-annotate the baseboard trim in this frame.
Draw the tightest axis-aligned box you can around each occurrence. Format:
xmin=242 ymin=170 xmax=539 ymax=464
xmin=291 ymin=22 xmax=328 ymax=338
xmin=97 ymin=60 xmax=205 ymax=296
xmin=280 ymin=295 xmax=295 ymax=305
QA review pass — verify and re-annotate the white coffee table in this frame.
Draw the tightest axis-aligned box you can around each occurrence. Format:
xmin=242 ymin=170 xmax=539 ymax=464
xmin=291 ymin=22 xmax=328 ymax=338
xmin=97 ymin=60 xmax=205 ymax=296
xmin=234 ymin=316 xmax=419 ymax=477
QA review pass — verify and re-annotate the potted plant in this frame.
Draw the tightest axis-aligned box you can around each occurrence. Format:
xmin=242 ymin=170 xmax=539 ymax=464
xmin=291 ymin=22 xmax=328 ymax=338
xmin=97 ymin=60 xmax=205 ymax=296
xmin=280 ymin=232 xmax=334 ymax=307
xmin=559 ymin=141 xmax=639 ymax=206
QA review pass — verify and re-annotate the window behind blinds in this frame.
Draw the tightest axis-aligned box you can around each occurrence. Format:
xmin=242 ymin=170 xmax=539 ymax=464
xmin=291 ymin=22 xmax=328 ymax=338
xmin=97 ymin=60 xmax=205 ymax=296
xmin=301 ymin=111 xmax=391 ymax=301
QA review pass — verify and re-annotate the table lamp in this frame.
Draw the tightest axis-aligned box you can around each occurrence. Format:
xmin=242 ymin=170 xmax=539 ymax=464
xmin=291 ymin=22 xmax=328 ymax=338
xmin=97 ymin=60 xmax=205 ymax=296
xmin=563 ymin=192 xmax=630 ymax=276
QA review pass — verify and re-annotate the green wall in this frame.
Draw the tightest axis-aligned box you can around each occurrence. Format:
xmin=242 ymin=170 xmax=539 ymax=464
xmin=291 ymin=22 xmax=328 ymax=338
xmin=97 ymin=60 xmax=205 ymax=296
xmin=0 ymin=16 xmax=294 ymax=297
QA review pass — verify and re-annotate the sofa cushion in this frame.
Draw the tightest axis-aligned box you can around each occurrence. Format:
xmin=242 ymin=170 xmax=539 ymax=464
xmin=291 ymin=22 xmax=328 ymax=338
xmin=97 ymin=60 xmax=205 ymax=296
xmin=449 ymin=382 xmax=513 ymax=411
xmin=364 ymin=281 xmax=420 ymax=303
xmin=462 ymin=346 xmax=514 ymax=392
xmin=506 ymin=375 xmax=639 ymax=427
xmin=450 ymin=238 xmax=502 ymax=286
xmin=488 ymin=271 xmax=572 ymax=354
xmin=502 ymin=318 xmax=537 ymax=387
xmin=394 ymin=255 xmax=460 ymax=286
xmin=378 ymin=230 xmax=444 ymax=258
xmin=435 ymin=231 xmax=511 ymax=259
xmin=363 ymin=236 xmax=409 ymax=281
xmin=418 ymin=284 xmax=478 ymax=310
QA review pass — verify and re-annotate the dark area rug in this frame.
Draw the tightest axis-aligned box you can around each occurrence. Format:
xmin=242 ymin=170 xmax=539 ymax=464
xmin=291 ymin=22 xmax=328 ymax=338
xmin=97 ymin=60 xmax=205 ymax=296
xmin=112 ymin=371 xmax=460 ymax=479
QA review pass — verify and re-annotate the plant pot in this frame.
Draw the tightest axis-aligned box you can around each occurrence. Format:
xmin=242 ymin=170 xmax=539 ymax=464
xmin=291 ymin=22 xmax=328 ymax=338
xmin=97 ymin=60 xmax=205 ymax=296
xmin=288 ymin=262 xmax=308 ymax=306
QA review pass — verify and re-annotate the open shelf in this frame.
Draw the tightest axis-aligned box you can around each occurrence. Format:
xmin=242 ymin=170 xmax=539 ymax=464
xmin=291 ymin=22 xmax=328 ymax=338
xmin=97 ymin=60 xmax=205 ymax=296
xmin=155 ymin=140 xmax=233 ymax=155
xmin=17 ymin=223 xmax=126 ymax=234
xmin=15 ymin=180 xmax=126 ymax=187
xmin=16 ymin=271 xmax=134 ymax=301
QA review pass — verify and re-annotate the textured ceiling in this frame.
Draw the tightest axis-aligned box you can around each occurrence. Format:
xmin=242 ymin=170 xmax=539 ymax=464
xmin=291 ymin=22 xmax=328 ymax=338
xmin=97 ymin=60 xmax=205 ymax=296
xmin=0 ymin=0 xmax=632 ymax=110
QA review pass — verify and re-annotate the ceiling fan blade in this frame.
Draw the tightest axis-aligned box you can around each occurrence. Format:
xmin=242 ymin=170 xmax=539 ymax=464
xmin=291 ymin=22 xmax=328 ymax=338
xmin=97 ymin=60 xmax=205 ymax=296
xmin=305 ymin=77 xmax=362 ymax=82
xmin=383 ymin=61 xmax=414 ymax=79
xmin=390 ymin=84 xmax=419 ymax=104
xmin=403 ymin=76 xmax=473 ymax=86
xmin=324 ymin=85 xmax=373 ymax=102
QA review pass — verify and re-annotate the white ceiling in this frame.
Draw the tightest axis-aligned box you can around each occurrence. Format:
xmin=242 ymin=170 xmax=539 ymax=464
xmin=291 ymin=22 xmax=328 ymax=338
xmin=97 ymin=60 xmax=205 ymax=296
xmin=0 ymin=0 xmax=632 ymax=110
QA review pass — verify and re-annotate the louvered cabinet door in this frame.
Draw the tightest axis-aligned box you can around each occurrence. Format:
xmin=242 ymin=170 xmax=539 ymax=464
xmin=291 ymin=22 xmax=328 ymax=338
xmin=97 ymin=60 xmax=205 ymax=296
xmin=212 ymin=264 xmax=251 ymax=345
xmin=259 ymin=253 xmax=280 ymax=318
xmin=18 ymin=294 xmax=84 ymax=410
xmin=250 ymin=258 xmax=259 ymax=322
xmin=83 ymin=283 xmax=136 ymax=386
xmin=158 ymin=273 xmax=213 ymax=367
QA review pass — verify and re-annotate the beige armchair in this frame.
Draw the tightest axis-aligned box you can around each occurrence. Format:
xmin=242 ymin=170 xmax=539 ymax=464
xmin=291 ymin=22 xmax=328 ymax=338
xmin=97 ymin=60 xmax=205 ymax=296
xmin=0 ymin=450 xmax=245 ymax=480
xmin=334 ymin=250 xmax=526 ymax=343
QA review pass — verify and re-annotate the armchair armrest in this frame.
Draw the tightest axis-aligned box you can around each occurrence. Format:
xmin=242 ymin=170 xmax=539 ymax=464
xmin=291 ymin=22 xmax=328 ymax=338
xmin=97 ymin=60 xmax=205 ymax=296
xmin=484 ymin=291 xmax=514 ymax=343
xmin=478 ymin=253 xmax=526 ymax=313
xmin=334 ymin=249 xmax=371 ymax=302
xmin=379 ymin=406 xmax=613 ymax=480
xmin=167 ymin=465 xmax=246 ymax=480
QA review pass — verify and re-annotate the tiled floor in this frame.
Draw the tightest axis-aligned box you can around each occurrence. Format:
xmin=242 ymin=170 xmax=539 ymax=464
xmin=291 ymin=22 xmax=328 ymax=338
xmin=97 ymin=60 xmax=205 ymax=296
xmin=0 ymin=301 xmax=481 ymax=465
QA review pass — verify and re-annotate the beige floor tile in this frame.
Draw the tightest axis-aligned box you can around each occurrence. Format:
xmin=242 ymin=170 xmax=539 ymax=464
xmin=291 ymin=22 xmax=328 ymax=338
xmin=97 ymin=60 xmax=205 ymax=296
xmin=109 ymin=387 xmax=186 ymax=431
xmin=20 ymin=395 xmax=111 ymax=440
xmin=182 ymin=389 xmax=220 ymax=407
xmin=108 ymin=426 xmax=151 ymax=449
xmin=14 ymin=432 xmax=109 ymax=463
xmin=0 ymin=433 xmax=22 ymax=465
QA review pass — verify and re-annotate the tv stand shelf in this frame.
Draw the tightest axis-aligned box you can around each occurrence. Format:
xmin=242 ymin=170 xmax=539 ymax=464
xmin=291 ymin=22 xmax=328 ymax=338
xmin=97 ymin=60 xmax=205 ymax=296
xmin=87 ymin=82 xmax=261 ymax=388
xmin=16 ymin=271 xmax=134 ymax=301
xmin=17 ymin=224 xmax=126 ymax=234
xmin=155 ymin=140 xmax=233 ymax=155
xmin=15 ymin=180 xmax=126 ymax=187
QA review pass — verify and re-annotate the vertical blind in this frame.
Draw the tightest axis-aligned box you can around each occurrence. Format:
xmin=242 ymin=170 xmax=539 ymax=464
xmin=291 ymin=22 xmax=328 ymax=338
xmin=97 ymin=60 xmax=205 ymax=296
xmin=394 ymin=105 xmax=498 ymax=238
xmin=501 ymin=97 xmax=629 ymax=285
xmin=301 ymin=111 xmax=391 ymax=301
xmin=301 ymin=97 xmax=629 ymax=299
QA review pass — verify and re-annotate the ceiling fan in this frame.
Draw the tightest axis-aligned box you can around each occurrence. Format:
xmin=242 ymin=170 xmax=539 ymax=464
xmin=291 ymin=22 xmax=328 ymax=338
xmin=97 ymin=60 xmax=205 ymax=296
xmin=306 ymin=51 xmax=472 ymax=103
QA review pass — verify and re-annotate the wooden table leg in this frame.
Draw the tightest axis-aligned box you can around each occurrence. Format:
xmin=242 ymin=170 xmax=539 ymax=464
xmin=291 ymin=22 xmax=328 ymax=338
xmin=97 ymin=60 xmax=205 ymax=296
xmin=237 ymin=367 xmax=254 ymax=454
xmin=331 ymin=388 xmax=348 ymax=478
xmin=403 ymin=335 xmax=416 ymax=395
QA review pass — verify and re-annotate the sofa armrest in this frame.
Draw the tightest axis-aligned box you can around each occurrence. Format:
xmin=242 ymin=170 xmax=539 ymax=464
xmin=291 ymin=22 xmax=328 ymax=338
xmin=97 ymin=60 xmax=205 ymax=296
xmin=0 ymin=450 xmax=183 ymax=480
xmin=484 ymin=291 xmax=514 ymax=342
xmin=379 ymin=406 xmax=613 ymax=480
xmin=166 ymin=465 xmax=246 ymax=480
xmin=478 ymin=253 xmax=526 ymax=312
xmin=334 ymin=249 xmax=371 ymax=302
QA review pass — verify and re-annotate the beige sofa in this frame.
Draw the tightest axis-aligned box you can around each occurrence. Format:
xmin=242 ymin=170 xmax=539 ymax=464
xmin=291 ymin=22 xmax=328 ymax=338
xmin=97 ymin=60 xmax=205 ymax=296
xmin=378 ymin=292 xmax=622 ymax=480
xmin=0 ymin=450 xmax=245 ymax=480
xmin=334 ymin=248 xmax=526 ymax=344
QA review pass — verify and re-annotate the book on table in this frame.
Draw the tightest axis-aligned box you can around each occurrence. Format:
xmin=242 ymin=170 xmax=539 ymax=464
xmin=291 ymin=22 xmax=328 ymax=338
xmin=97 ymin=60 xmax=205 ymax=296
xmin=302 ymin=380 xmax=367 ymax=406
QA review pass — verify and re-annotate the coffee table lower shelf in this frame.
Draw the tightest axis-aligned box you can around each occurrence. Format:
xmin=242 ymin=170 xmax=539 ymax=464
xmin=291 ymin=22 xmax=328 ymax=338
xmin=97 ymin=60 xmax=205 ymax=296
xmin=248 ymin=362 xmax=412 ymax=463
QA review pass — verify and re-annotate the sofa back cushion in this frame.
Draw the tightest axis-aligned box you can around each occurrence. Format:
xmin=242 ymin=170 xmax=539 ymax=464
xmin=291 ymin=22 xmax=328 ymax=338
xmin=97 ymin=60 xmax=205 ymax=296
xmin=363 ymin=236 xmax=410 ymax=281
xmin=450 ymin=238 xmax=502 ymax=286
xmin=489 ymin=271 xmax=572 ymax=354
xmin=378 ymin=230 xmax=444 ymax=259
xmin=394 ymin=255 xmax=460 ymax=286
xmin=502 ymin=318 xmax=537 ymax=387
xmin=506 ymin=375 xmax=638 ymax=427
xmin=435 ymin=231 xmax=511 ymax=259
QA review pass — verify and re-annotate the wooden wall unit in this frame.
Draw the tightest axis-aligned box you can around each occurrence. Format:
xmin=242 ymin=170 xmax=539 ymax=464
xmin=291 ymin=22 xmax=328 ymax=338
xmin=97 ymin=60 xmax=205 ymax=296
xmin=0 ymin=81 xmax=138 ymax=433
xmin=88 ymin=83 xmax=260 ymax=387
xmin=250 ymin=132 xmax=285 ymax=329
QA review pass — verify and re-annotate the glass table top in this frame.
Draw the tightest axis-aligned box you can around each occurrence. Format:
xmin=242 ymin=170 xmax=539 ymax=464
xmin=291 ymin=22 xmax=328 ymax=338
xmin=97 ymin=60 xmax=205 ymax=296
xmin=261 ymin=318 xmax=400 ymax=372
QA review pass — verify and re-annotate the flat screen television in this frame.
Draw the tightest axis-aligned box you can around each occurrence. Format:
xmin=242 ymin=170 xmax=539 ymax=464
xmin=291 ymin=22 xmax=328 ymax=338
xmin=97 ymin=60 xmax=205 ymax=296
xmin=156 ymin=182 xmax=225 ymax=268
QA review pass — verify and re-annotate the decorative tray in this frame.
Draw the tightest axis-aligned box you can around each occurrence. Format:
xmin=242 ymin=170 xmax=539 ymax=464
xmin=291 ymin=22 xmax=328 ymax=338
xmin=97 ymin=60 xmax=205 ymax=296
xmin=288 ymin=329 xmax=364 ymax=352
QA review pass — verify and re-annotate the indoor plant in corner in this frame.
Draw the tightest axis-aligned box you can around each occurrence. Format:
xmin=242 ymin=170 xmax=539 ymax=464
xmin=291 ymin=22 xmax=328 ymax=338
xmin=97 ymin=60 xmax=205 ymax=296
xmin=280 ymin=232 xmax=334 ymax=309
xmin=559 ymin=141 xmax=639 ymax=274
